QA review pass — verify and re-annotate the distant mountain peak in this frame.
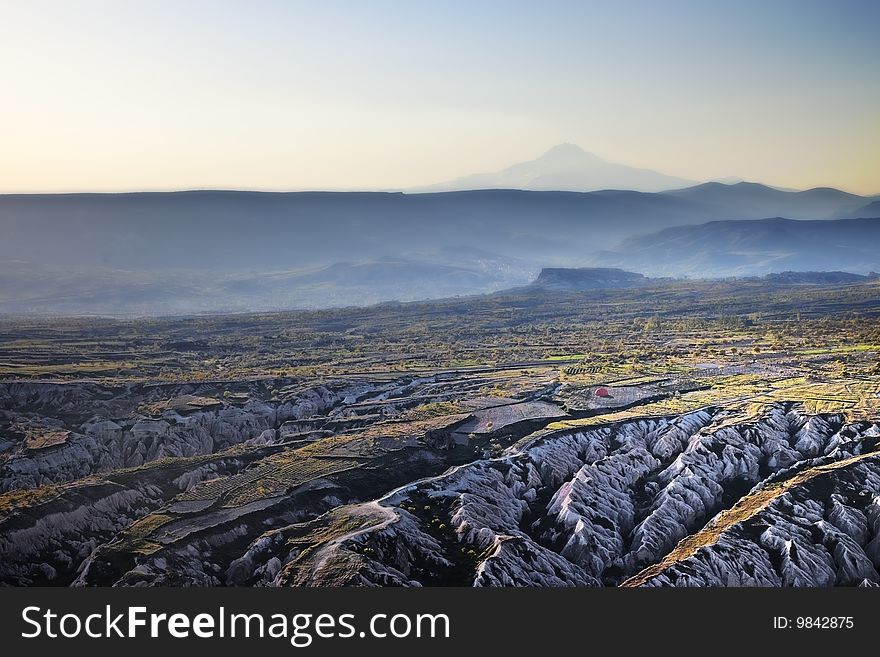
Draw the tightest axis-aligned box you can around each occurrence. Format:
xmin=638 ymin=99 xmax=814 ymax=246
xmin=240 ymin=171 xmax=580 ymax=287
xmin=416 ymin=143 xmax=697 ymax=193
xmin=538 ymin=143 xmax=600 ymax=162
xmin=543 ymin=142 xmax=582 ymax=154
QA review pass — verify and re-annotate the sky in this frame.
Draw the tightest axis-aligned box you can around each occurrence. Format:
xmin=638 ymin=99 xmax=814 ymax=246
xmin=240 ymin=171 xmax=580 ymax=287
xmin=1 ymin=0 xmax=878 ymax=194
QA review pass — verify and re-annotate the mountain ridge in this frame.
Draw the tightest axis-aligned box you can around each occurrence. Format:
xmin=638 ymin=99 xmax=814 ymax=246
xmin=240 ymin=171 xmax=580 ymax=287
xmin=1 ymin=184 xmax=877 ymax=314
xmin=597 ymin=216 xmax=880 ymax=277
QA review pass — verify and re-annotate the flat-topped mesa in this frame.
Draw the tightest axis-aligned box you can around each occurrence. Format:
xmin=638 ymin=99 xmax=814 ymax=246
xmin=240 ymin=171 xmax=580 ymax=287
xmin=530 ymin=267 xmax=647 ymax=291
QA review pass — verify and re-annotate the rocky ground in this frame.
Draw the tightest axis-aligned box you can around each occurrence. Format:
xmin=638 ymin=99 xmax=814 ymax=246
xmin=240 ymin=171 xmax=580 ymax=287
xmin=2 ymin=279 xmax=880 ymax=587
xmin=3 ymin=368 xmax=878 ymax=587
xmin=0 ymin=369 xmax=564 ymax=585
xmin=251 ymin=404 xmax=880 ymax=587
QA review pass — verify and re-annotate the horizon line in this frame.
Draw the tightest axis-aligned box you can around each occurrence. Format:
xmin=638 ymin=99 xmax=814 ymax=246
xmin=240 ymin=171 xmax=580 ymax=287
xmin=0 ymin=181 xmax=876 ymax=197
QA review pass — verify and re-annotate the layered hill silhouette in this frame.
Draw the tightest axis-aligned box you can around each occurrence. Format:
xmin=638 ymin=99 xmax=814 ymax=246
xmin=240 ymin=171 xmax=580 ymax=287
xmin=0 ymin=180 xmax=877 ymax=314
xmin=665 ymin=182 xmax=870 ymax=220
xmin=1 ymin=182 xmax=874 ymax=269
xmin=598 ymin=216 xmax=880 ymax=277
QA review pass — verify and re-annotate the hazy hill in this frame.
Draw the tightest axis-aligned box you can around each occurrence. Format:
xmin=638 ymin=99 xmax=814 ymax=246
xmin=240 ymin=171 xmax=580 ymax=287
xmin=761 ymin=271 xmax=876 ymax=285
xmin=663 ymin=182 xmax=872 ymax=220
xmin=0 ymin=185 xmax=876 ymax=314
xmin=0 ymin=188 xmax=709 ymax=271
xmin=0 ymin=183 xmax=870 ymax=270
xmin=600 ymin=217 xmax=880 ymax=277
xmin=420 ymin=143 xmax=697 ymax=192
xmin=844 ymin=200 xmax=880 ymax=219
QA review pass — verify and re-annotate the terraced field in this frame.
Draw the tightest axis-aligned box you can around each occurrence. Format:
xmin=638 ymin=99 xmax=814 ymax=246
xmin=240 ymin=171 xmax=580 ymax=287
xmin=179 ymin=455 xmax=365 ymax=507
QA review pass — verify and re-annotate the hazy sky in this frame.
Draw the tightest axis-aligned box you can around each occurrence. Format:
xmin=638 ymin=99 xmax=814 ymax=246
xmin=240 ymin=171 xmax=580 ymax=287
xmin=1 ymin=0 xmax=878 ymax=194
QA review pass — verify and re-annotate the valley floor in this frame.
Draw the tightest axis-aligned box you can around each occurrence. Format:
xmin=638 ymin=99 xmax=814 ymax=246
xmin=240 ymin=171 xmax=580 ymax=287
xmin=1 ymin=279 xmax=879 ymax=586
